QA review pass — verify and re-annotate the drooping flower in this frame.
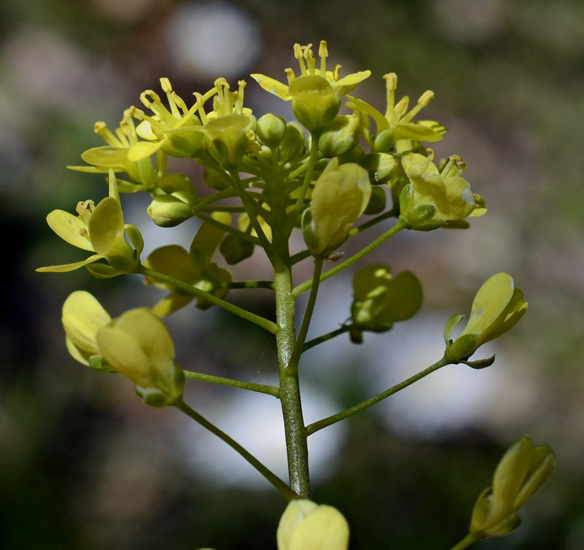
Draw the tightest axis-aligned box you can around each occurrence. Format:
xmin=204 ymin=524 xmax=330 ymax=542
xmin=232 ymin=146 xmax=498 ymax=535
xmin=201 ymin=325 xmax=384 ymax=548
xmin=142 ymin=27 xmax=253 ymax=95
xmin=252 ymin=41 xmax=370 ymax=131
xmin=445 ymin=272 xmax=528 ymax=362
xmin=61 ymin=291 xmax=113 ymax=370
xmin=37 ymin=170 xmax=143 ymax=275
xmin=347 ymin=72 xmax=446 ymax=151
xmin=301 ymin=158 xmax=371 ymax=258
xmin=277 ymin=500 xmax=350 ymax=550
xmin=97 ymin=308 xmax=184 ymax=407
xmin=399 ymin=150 xmax=486 ymax=230
xmin=470 ymin=436 xmax=555 ymax=539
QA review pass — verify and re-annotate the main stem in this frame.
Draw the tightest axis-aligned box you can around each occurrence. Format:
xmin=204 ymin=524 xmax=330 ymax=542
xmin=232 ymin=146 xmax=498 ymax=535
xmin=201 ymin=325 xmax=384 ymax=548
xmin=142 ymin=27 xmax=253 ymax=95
xmin=274 ymin=261 xmax=310 ymax=498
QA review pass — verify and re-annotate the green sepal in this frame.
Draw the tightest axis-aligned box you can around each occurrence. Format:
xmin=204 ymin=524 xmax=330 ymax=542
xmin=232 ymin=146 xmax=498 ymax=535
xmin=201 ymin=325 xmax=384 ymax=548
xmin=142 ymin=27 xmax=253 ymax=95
xmin=85 ymin=262 xmax=124 ymax=279
xmin=88 ymin=355 xmax=116 ymax=372
xmin=444 ymin=313 xmax=465 ymax=345
xmin=461 ymin=355 xmax=496 ymax=369
xmin=446 ymin=333 xmax=478 ymax=362
xmin=124 ymin=224 xmax=144 ymax=256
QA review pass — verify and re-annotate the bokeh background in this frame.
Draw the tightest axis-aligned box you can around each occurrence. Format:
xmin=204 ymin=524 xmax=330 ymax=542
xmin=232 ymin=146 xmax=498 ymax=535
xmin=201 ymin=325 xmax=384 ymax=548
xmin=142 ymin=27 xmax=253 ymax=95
xmin=1 ymin=0 xmax=583 ymax=548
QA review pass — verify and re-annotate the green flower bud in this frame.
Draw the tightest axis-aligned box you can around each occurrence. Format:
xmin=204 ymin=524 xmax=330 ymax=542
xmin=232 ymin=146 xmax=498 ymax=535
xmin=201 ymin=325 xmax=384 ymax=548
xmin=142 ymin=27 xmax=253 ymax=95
xmin=289 ymin=75 xmax=341 ymax=132
xmin=363 ymin=186 xmax=387 ymax=215
xmin=302 ymin=158 xmax=371 ymax=258
xmin=351 ymin=264 xmax=423 ymax=333
xmin=318 ymin=114 xmax=361 ymax=157
xmin=147 ymin=195 xmax=194 ymax=227
xmin=277 ymin=500 xmax=350 ymax=550
xmin=280 ymin=122 xmax=306 ymax=162
xmin=256 ymin=113 xmax=287 ymax=146
xmin=219 ymin=234 xmax=255 ymax=265
xmin=97 ymin=308 xmax=184 ymax=407
xmin=445 ymin=273 xmax=528 ymax=362
xmin=470 ymin=437 xmax=555 ymax=539
xmin=359 ymin=152 xmax=397 ymax=185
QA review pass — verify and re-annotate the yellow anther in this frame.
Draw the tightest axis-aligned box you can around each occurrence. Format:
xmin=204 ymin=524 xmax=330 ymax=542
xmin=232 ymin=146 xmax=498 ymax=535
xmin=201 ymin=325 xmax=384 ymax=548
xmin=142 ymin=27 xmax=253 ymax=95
xmin=160 ymin=77 xmax=173 ymax=94
xmin=417 ymin=90 xmax=435 ymax=107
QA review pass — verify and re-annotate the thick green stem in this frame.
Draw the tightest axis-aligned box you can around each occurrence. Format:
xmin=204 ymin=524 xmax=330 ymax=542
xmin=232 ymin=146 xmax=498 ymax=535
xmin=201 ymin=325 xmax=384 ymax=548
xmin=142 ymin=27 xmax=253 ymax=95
xmin=306 ymin=355 xmax=450 ymax=435
xmin=274 ymin=265 xmax=311 ymax=498
xmin=176 ymin=400 xmax=295 ymax=500
xmin=448 ymin=533 xmax=479 ymax=550
xmin=137 ymin=265 xmax=278 ymax=334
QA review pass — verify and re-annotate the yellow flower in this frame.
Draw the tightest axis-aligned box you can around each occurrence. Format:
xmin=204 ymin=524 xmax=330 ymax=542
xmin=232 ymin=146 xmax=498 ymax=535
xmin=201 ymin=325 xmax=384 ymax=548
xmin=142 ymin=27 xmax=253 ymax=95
xmin=470 ymin=437 xmax=555 ymax=539
xmin=277 ymin=500 xmax=350 ymax=550
xmin=61 ymin=291 xmax=112 ymax=370
xmin=399 ymin=150 xmax=486 ymax=230
xmin=97 ymin=308 xmax=184 ymax=407
xmin=128 ymin=77 xmax=212 ymax=162
xmin=68 ymin=109 xmax=158 ymax=190
xmin=37 ymin=171 xmax=142 ymax=275
xmin=252 ymin=41 xmax=370 ymax=131
xmin=446 ymin=272 xmax=528 ymax=362
xmin=347 ymin=72 xmax=445 ymax=151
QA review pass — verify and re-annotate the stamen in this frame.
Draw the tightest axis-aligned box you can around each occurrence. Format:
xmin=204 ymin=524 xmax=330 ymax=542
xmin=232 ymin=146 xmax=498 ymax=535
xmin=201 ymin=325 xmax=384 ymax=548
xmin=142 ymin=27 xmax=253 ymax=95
xmin=285 ymin=68 xmax=296 ymax=84
xmin=94 ymin=122 xmax=121 ymax=147
xmin=319 ymin=40 xmax=328 ymax=75
xmin=160 ymin=78 xmax=173 ymax=94
xmin=383 ymin=73 xmax=398 ymax=119
xmin=193 ymin=92 xmax=208 ymax=124
xmin=400 ymin=90 xmax=435 ymax=124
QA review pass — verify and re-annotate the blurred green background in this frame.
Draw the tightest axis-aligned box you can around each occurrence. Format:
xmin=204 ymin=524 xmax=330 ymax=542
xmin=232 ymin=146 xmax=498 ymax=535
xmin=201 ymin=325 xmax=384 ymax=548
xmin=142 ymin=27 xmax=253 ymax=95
xmin=1 ymin=0 xmax=583 ymax=548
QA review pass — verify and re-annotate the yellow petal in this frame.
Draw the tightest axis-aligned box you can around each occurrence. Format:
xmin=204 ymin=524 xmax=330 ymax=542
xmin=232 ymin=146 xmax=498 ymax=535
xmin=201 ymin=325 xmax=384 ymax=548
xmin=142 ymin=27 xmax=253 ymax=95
xmin=127 ymin=139 xmax=166 ymax=162
xmin=46 ymin=210 xmax=94 ymax=251
xmin=250 ymin=74 xmax=292 ymax=100
xmin=36 ymin=253 xmax=104 ymax=272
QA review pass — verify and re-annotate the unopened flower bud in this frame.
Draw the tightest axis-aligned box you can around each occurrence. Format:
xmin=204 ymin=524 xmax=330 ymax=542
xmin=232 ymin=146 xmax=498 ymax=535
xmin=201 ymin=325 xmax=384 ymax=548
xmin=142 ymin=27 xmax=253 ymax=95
xmin=302 ymin=158 xmax=371 ymax=258
xmin=147 ymin=195 xmax=193 ymax=227
xmin=318 ymin=114 xmax=361 ymax=157
xmin=256 ymin=113 xmax=287 ymax=146
xmin=280 ymin=122 xmax=306 ymax=161
xmin=277 ymin=499 xmax=349 ymax=550
xmin=203 ymin=114 xmax=251 ymax=169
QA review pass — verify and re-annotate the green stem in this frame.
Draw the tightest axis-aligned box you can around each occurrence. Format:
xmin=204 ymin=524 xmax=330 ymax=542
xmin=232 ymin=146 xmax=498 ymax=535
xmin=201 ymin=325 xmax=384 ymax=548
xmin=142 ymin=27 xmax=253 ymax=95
xmin=303 ymin=324 xmax=352 ymax=352
xmin=448 ymin=533 xmax=479 ymax=550
xmin=192 ymin=211 xmax=262 ymax=246
xmin=176 ymin=400 xmax=296 ymax=501
xmin=274 ymin=265 xmax=311 ymax=498
xmin=182 ymin=369 xmax=279 ymax=397
xmin=229 ymin=169 xmax=274 ymax=256
xmin=137 ymin=265 xmax=278 ymax=334
xmin=292 ymin=217 xmax=408 ymax=297
xmin=306 ymin=355 xmax=451 ymax=435
xmin=289 ymin=257 xmax=324 ymax=366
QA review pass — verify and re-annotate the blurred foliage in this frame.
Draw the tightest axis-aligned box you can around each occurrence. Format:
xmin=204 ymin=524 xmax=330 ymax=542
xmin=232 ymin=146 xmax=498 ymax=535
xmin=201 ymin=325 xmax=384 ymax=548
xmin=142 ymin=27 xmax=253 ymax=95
xmin=1 ymin=0 xmax=584 ymax=548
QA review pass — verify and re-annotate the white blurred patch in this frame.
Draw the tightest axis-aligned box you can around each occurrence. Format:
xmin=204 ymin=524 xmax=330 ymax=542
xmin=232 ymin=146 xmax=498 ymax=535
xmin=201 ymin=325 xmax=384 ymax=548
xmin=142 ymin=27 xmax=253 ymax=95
xmin=174 ymin=385 xmax=345 ymax=489
xmin=165 ymin=2 xmax=261 ymax=79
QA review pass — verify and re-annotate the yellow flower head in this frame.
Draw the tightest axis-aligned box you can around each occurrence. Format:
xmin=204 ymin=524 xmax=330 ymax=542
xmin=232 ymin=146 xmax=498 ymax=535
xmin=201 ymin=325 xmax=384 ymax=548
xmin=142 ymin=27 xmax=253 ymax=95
xmin=37 ymin=170 xmax=142 ymax=275
xmin=347 ymin=72 xmax=446 ymax=151
xmin=277 ymin=500 xmax=350 ymax=550
xmin=470 ymin=436 xmax=555 ymax=539
xmin=68 ymin=109 xmax=158 ymax=190
xmin=252 ymin=41 xmax=370 ymax=131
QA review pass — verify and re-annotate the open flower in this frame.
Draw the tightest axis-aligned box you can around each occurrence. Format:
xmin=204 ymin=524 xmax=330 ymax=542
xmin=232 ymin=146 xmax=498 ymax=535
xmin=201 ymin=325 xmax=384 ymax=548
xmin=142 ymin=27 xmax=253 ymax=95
xmin=301 ymin=158 xmax=371 ymax=258
xmin=61 ymin=291 xmax=113 ymax=371
xmin=277 ymin=500 xmax=350 ymax=550
xmin=37 ymin=170 xmax=142 ymax=275
xmin=128 ymin=78 xmax=210 ymax=161
xmin=252 ymin=41 xmax=370 ymax=131
xmin=445 ymin=272 xmax=528 ymax=362
xmin=68 ymin=109 xmax=158 ymax=190
xmin=347 ymin=72 xmax=446 ymax=151
xmin=399 ymin=150 xmax=486 ymax=230
xmin=470 ymin=436 xmax=555 ymax=539
xmin=97 ymin=308 xmax=184 ymax=407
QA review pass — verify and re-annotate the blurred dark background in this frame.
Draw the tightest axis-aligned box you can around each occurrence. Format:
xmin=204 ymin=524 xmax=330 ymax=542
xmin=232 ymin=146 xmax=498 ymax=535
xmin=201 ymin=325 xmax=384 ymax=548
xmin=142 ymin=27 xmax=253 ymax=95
xmin=1 ymin=0 xmax=583 ymax=548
